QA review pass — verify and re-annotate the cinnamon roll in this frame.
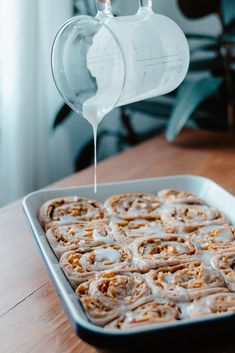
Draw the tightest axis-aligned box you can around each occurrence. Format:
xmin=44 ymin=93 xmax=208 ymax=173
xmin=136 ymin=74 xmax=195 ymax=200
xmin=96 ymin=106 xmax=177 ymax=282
xmin=76 ymin=271 xmax=151 ymax=325
xmin=46 ymin=222 xmax=113 ymax=259
xmin=39 ymin=196 xmax=105 ymax=230
xmin=187 ymin=293 xmax=235 ymax=318
xmin=131 ymin=235 xmax=197 ymax=272
xmin=60 ymin=244 xmax=134 ymax=288
xmin=192 ymin=225 xmax=235 ymax=255
xmin=157 ymin=189 xmax=205 ymax=205
xmin=76 ymin=296 xmax=119 ymax=326
xmin=146 ymin=261 xmax=226 ymax=302
xmin=160 ymin=204 xmax=226 ymax=233
xmin=109 ymin=219 xmax=172 ymax=244
xmin=106 ymin=300 xmax=181 ymax=329
xmin=104 ymin=193 xmax=162 ymax=220
xmin=211 ymin=252 xmax=235 ymax=291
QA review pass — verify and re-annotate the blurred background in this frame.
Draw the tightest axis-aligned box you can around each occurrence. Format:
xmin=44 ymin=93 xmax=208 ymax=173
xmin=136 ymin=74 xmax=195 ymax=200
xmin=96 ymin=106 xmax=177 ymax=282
xmin=0 ymin=0 xmax=234 ymax=206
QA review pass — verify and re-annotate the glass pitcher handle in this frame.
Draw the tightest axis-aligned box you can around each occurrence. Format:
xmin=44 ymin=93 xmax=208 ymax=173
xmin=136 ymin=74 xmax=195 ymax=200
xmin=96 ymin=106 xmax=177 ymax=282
xmin=138 ymin=0 xmax=153 ymax=10
xmin=96 ymin=0 xmax=113 ymax=17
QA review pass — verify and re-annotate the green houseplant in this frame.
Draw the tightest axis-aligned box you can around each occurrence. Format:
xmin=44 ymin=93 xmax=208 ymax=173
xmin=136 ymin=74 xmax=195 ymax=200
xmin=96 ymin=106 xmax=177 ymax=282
xmin=165 ymin=0 xmax=235 ymax=141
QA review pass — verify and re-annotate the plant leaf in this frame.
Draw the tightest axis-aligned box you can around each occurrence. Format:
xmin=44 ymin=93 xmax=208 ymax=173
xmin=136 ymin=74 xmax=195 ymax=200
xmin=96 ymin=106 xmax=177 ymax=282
xmin=74 ymin=129 xmax=128 ymax=171
xmin=190 ymin=42 xmax=219 ymax=54
xmin=75 ymin=138 xmax=95 ymax=171
xmin=177 ymin=0 xmax=220 ymax=19
xmin=223 ymin=20 xmax=235 ymax=42
xmin=185 ymin=33 xmax=218 ymax=41
xmin=53 ymin=104 xmax=72 ymax=130
xmin=221 ymin=0 xmax=235 ymax=26
xmin=165 ymin=77 xmax=223 ymax=143
xmin=124 ymin=100 xmax=173 ymax=117
xmin=189 ymin=57 xmax=222 ymax=71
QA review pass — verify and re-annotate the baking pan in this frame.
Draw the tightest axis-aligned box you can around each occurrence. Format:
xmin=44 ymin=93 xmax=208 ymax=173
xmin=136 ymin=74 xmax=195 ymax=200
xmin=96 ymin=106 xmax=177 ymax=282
xmin=23 ymin=175 xmax=235 ymax=350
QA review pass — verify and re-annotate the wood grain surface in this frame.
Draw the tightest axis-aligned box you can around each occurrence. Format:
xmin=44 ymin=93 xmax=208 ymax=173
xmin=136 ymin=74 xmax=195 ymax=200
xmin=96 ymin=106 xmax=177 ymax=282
xmin=1 ymin=129 xmax=235 ymax=353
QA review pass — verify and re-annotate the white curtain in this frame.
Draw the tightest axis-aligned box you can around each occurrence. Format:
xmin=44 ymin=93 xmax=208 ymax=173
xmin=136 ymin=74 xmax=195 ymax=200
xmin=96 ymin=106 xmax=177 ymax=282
xmin=0 ymin=0 xmax=74 ymax=206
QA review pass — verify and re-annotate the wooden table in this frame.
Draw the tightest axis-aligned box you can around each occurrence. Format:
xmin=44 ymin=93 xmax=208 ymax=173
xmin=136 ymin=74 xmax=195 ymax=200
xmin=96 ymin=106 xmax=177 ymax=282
xmin=1 ymin=129 xmax=235 ymax=353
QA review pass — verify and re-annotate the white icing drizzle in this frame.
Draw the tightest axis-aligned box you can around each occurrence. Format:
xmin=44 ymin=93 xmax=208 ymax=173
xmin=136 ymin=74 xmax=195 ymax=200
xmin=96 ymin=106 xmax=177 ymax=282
xmin=93 ymin=229 xmax=113 ymax=244
xmin=93 ymin=248 xmax=121 ymax=263
xmin=53 ymin=210 xmax=100 ymax=225
xmin=186 ymin=301 xmax=211 ymax=318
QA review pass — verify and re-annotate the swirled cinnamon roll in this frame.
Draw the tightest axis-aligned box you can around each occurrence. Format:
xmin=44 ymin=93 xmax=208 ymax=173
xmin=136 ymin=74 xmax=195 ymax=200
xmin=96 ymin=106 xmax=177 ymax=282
xmin=146 ymin=261 xmax=226 ymax=301
xmin=131 ymin=235 xmax=197 ymax=272
xmin=39 ymin=196 xmax=106 ymax=230
xmin=46 ymin=222 xmax=113 ymax=259
xmin=76 ymin=271 xmax=151 ymax=325
xmin=160 ymin=204 xmax=227 ymax=233
xmin=192 ymin=225 xmax=235 ymax=255
xmin=109 ymin=219 xmax=173 ymax=244
xmin=157 ymin=189 xmax=205 ymax=205
xmin=187 ymin=293 xmax=235 ymax=318
xmin=60 ymin=244 xmax=134 ymax=288
xmin=211 ymin=252 xmax=235 ymax=291
xmin=106 ymin=300 xmax=181 ymax=329
xmin=104 ymin=193 xmax=162 ymax=220
xmin=76 ymin=297 xmax=119 ymax=326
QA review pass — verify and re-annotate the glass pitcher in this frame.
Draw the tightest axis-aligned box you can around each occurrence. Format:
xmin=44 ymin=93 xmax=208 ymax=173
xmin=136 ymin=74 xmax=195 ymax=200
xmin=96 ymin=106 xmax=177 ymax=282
xmin=52 ymin=0 xmax=190 ymax=126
